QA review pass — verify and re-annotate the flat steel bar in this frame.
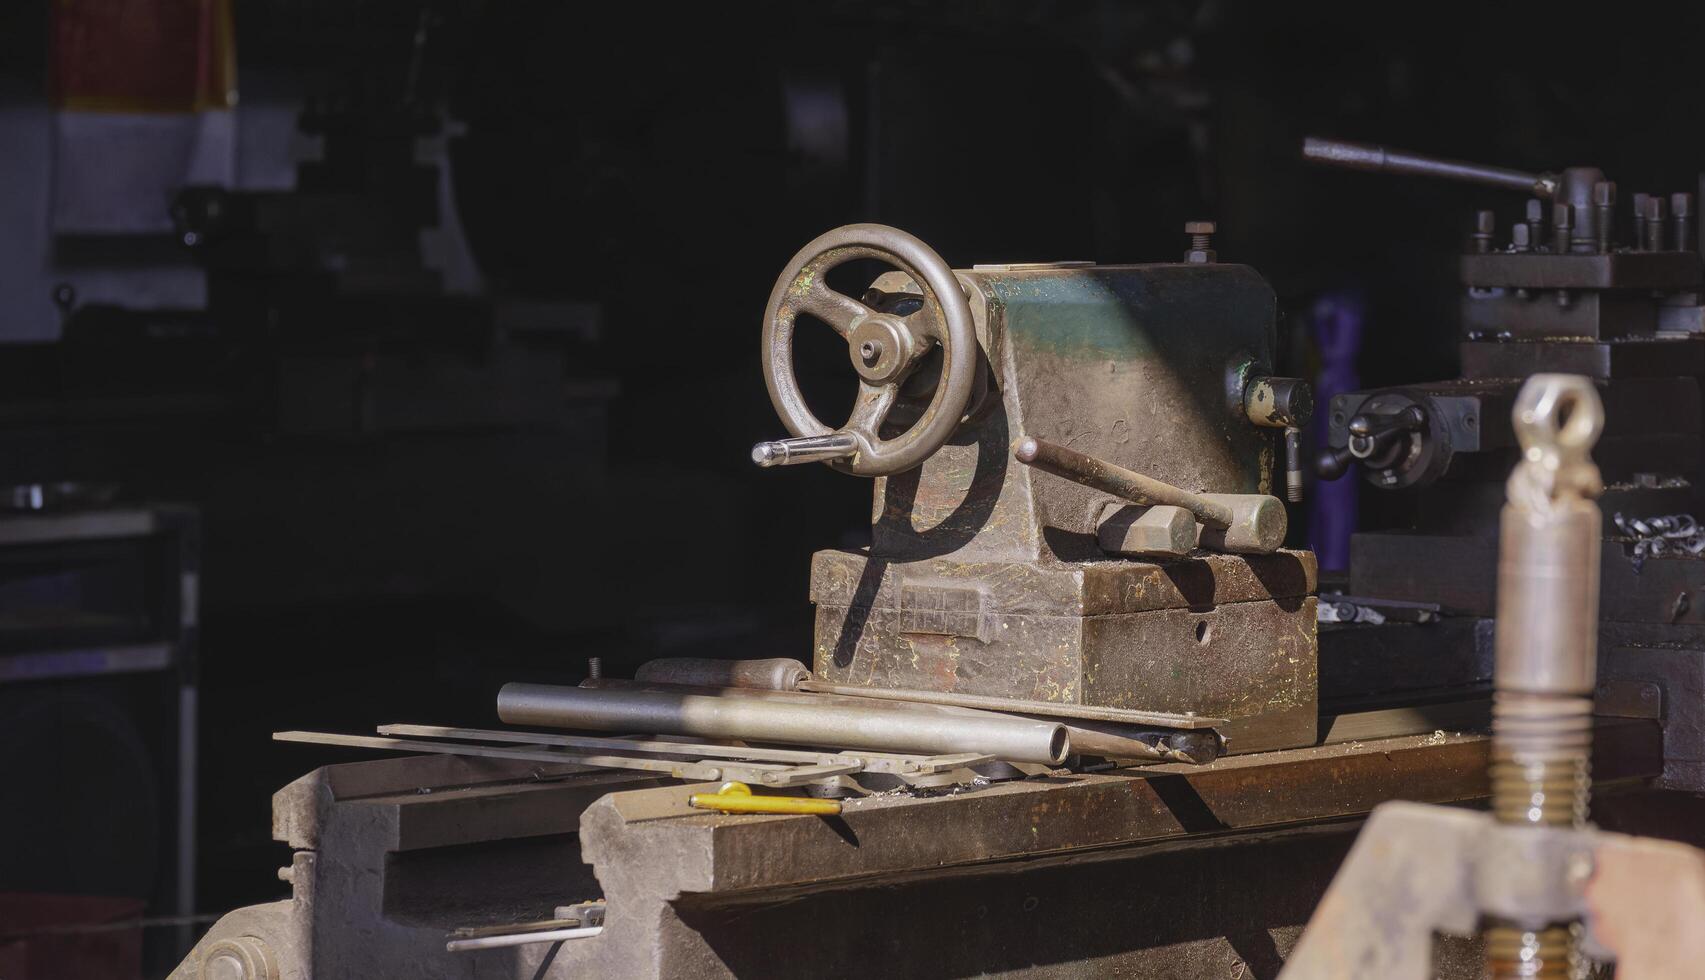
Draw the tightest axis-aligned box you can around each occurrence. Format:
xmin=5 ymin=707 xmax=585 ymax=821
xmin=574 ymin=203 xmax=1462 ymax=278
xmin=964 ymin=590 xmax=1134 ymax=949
xmin=280 ymin=731 xmax=864 ymax=788
xmin=796 ymin=680 xmax=1223 ymax=729
xmin=378 ymin=724 xmax=852 ymax=765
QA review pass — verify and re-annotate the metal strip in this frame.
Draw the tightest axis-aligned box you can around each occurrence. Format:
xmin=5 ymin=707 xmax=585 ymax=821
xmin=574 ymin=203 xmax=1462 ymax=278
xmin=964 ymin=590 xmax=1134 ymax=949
xmin=795 ymin=681 xmax=1223 ymax=729
xmin=277 ymin=731 xmax=864 ymax=788
xmin=376 ymin=724 xmax=990 ymax=775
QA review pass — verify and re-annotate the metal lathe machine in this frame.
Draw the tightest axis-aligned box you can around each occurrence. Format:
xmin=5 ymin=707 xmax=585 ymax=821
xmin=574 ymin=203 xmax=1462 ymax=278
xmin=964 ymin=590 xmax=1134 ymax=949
xmin=171 ymin=137 xmax=1705 ymax=979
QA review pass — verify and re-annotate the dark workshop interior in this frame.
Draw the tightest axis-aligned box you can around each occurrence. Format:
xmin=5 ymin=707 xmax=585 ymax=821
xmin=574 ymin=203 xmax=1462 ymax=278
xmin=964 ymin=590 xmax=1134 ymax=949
xmin=11 ymin=2 xmax=1705 ymax=978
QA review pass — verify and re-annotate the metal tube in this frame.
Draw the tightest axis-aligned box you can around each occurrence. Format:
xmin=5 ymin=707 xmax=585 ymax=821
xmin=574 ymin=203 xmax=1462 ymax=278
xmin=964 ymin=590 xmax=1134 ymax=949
xmin=634 ymin=657 xmax=810 ymax=691
xmin=1484 ymin=374 xmax=1604 ymax=980
xmin=1302 ymin=137 xmax=1557 ymax=197
xmin=1013 ymin=436 xmax=1234 ymax=527
xmin=498 ymin=682 xmax=1071 ymax=765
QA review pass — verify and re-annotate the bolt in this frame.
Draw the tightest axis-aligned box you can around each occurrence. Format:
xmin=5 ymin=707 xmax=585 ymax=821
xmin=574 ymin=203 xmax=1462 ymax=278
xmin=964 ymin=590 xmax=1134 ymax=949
xmin=1552 ymin=203 xmax=1573 ymax=254
xmin=1511 ymin=223 xmax=1531 ymax=252
xmin=1472 ymin=210 xmax=1495 ymax=253
xmin=1645 ymin=195 xmax=1667 ymax=251
xmin=1672 ymin=192 xmax=1694 ymax=252
xmin=1183 ymin=221 xmax=1216 ymax=263
xmin=1633 ymin=192 xmax=1652 ymax=250
xmin=1525 ymin=199 xmax=1546 ymax=249
xmin=587 ymin=656 xmax=603 ymax=680
xmin=1593 ymin=181 xmax=1615 ymax=253
xmin=859 ymin=339 xmax=883 ymax=365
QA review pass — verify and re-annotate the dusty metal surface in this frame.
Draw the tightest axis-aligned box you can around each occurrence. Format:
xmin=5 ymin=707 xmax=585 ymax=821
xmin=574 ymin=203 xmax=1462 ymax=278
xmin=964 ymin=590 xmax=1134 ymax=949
xmin=810 ymin=546 xmax=1318 ymax=752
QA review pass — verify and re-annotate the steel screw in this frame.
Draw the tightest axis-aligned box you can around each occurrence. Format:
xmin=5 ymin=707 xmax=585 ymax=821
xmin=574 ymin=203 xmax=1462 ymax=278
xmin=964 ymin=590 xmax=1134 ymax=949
xmin=1524 ymin=199 xmax=1545 ymax=250
xmin=1593 ymin=181 xmax=1615 ymax=253
xmin=1183 ymin=221 xmax=1217 ymax=263
xmin=1472 ymin=210 xmax=1494 ymax=253
xmin=1633 ymin=192 xmax=1652 ymax=251
xmin=1644 ymin=195 xmax=1666 ymax=252
xmin=587 ymin=656 xmax=604 ymax=679
xmin=1672 ymin=192 xmax=1694 ymax=252
xmin=1551 ymin=203 xmax=1572 ymax=254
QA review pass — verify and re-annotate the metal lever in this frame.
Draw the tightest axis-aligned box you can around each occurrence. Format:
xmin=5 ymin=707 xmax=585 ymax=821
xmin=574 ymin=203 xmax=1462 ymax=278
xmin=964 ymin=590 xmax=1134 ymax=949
xmin=1013 ymin=437 xmax=1286 ymax=554
xmin=1302 ymin=137 xmax=1560 ymax=199
xmin=751 ymin=433 xmax=859 ymax=467
xmin=1347 ymin=404 xmax=1425 ymax=462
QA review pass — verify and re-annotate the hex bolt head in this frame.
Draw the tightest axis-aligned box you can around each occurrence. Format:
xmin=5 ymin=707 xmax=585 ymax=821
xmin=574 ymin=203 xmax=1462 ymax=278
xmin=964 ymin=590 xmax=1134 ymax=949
xmin=1672 ymin=192 xmax=1694 ymax=218
xmin=1593 ymin=181 xmax=1616 ymax=207
xmin=1184 ymin=220 xmax=1216 ymax=235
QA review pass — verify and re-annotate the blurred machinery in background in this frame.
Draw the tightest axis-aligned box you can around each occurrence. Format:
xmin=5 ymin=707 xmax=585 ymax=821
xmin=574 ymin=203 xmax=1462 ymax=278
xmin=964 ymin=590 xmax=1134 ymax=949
xmin=0 ymin=493 xmax=199 ymax=977
xmin=1309 ymin=138 xmax=1705 ymax=791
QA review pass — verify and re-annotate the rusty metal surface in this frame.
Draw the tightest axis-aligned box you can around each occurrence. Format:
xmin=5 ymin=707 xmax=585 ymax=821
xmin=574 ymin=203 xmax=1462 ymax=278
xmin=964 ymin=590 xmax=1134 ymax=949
xmin=174 ymin=718 xmax=1663 ymax=980
xmin=592 ymin=719 xmax=1659 ymax=896
xmin=810 ymin=546 xmax=1315 ymax=615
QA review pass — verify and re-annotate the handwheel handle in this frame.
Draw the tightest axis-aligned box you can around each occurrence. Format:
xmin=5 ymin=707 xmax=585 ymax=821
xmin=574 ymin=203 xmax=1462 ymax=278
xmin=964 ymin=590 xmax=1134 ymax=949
xmin=757 ymin=224 xmax=977 ymax=477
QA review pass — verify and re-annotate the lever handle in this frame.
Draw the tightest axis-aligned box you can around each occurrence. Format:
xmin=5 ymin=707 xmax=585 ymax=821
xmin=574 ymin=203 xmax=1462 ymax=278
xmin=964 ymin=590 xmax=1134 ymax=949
xmin=752 ymin=433 xmax=859 ymax=467
xmin=1316 ymin=445 xmax=1356 ymax=481
xmin=1013 ymin=436 xmax=1286 ymax=554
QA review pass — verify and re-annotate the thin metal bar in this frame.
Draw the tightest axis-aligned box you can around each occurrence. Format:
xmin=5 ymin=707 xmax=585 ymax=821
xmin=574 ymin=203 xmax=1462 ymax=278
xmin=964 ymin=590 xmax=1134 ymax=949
xmin=446 ymin=925 xmax=603 ymax=952
xmin=380 ymin=723 xmax=991 ymax=777
xmin=378 ymin=723 xmax=849 ymax=765
xmin=795 ymin=681 xmax=1223 ymax=729
xmin=274 ymin=731 xmax=727 ymax=780
xmin=280 ymin=731 xmax=864 ymax=788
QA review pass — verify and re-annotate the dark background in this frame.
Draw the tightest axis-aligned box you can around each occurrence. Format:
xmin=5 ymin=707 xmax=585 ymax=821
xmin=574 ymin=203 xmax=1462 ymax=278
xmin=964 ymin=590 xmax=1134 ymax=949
xmin=2 ymin=0 xmax=1703 ymax=971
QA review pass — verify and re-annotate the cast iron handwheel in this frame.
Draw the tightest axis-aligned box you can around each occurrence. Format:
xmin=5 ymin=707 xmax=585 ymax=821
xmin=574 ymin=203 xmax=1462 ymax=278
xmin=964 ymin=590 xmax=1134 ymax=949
xmin=761 ymin=224 xmax=977 ymax=477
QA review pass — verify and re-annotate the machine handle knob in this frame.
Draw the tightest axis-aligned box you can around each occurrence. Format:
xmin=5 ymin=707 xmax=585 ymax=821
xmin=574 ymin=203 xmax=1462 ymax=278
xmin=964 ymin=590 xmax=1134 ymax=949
xmin=1316 ymin=445 xmax=1356 ymax=481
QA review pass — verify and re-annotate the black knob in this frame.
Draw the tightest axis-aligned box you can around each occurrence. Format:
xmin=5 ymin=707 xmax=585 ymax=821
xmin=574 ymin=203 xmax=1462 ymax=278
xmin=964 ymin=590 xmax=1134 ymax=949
xmin=1316 ymin=445 xmax=1355 ymax=480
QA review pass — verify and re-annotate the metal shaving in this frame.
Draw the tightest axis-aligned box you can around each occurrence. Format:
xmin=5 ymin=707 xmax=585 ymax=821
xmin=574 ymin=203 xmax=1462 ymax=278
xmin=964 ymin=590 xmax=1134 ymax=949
xmin=1613 ymin=512 xmax=1705 ymax=571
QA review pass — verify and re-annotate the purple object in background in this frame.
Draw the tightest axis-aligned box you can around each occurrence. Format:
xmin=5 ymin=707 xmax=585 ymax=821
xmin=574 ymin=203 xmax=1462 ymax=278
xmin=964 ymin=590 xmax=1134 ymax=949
xmin=1309 ymin=291 xmax=1364 ymax=571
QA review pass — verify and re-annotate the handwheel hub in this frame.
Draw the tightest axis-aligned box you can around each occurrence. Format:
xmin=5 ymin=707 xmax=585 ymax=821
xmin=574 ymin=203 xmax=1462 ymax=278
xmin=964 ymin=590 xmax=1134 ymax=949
xmin=848 ymin=314 xmax=915 ymax=383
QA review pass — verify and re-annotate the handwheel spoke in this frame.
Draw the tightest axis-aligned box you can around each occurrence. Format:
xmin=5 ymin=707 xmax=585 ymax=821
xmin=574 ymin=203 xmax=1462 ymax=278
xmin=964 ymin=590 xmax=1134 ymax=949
xmin=904 ymin=298 xmax=946 ymax=341
xmin=794 ymin=279 xmax=872 ymax=337
xmin=847 ymin=381 xmax=898 ymax=442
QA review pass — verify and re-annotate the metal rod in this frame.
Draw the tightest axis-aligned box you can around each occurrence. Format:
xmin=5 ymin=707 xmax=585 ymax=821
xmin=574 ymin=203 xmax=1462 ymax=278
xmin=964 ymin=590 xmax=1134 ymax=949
xmin=1302 ymin=137 xmax=1557 ymax=197
xmin=447 ymin=925 xmax=602 ymax=952
xmin=795 ymin=679 xmax=1222 ymax=729
xmin=1013 ymin=436 xmax=1233 ymax=528
xmin=497 ymin=682 xmax=1072 ymax=765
